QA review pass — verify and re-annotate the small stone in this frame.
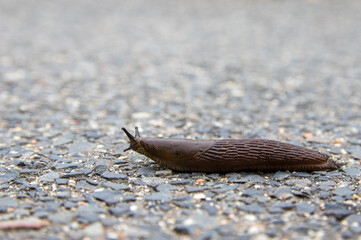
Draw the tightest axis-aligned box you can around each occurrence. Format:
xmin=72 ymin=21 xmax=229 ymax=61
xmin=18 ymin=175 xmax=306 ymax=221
xmin=91 ymin=190 xmax=121 ymax=205
xmin=333 ymin=187 xmax=355 ymax=197
xmin=61 ymin=171 xmax=85 ymax=178
xmin=292 ymin=172 xmax=311 ymax=178
xmin=0 ymin=173 xmax=18 ymax=184
xmin=267 ymin=206 xmax=283 ymax=214
xmin=342 ymin=169 xmax=361 ymax=178
xmin=272 ymin=171 xmax=291 ymax=180
xmin=64 ymin=201 xmax=77 ymax=210
xmin=193 ymin=193 xmax=206 ymax=200
xmin=348 ymin=146 xmax=361 ymax=159
xmin=122 ymin=196 xmax=136 ymax=202
xmin=201 ymin=203 xmax=217 ymax=216
xmin=53 ymin=134 xmax=73 ymax=146
xmin=341 ymin=229 xmax=354 ymax=239
xmin=173 ymin=201 xmax=194 ymax=209
xmin=132 ymin=179 xmax=146 ymax=185
xmin=242 ymin=175 xmax=265 ymax=183
xmin=109 ymin=207 xmax=129 ymax=217
xmin=345 ymin=214 xmax=361 ymax=225
xmin=349 ymin=225 xmax=361 ymax=234
xmin=78 ymin=211 xmax=99 ymax=224
xmin=185 ymin=186 xmax=204 ymax=193
xmin=76 ymin=180 xmax=98 ymax=190
xmin=55 ymin=179 xmax=68 ymax=185
xmin=256 ymin=196 xmax=269 ymax=204
xmin=170 ymin=179 xmax=193 ymax=185
xmin=102 ymin=182 xmax=130 ymax=191
xmin=93 ymin=159 xmax=109 ymax=171
xmin=86 ymin=179 xmax=98 ymax=185
xmin=156 ymin=184 xmax=176 ymax=192
xmin=138 ymin=167 xmax=156 ymax=176
xmin=56 ymin=191 xmax=71 ymax=198
xmin=68 ymin=141 xmax=95 ymax=155
xmin=174 ymin=224 xmax=197 ymax=235
xmin=48 ymin=211 xmax=75 ymax=224
xmin=212 ymin=185 xmax=238 ymax=194
xmin=155 ymin=169 xmax=172 ymax=176
xmin=145 ymin=193 xmax=171 ymax=203
xmin=318 ymin=181 xmax=335 ymax=191
xmin=237 ymin=205 xmax=265 ymax=214
xmin=286 ymin=179 xmax=312 ymax=187
xmin=272 ymin=186 xmax=292 ymax=200
xmin=174 ymin=195 xmax=191 ymax=201
xmin=296 ymin=202 xmax=315 ymax=215
xmin=242 ymin=189 xmax=263 ymax=197
xmin=0 ymin=197 xmax=18 ymax=208
xmin=319 ymin=191 xmax=330 ymax=199
xmin=0 ymin=217 xmax=50 ymax=230
xmin=40 ymin=171 xmax=59 ymax=182
xmin=83 ymin=222 xmax=104 ymax=237
xmin=273 ymin=203 xmax=294 ymax=210
xmin=52 ymin=163 xmax=83 ymax=170
xmin=100 ymin=171 xmax=128 ymax=180
xmin=292 ymin=190 xmax=311 ymax=198
xmin=324 ymin=209 xmax=353 ymax=220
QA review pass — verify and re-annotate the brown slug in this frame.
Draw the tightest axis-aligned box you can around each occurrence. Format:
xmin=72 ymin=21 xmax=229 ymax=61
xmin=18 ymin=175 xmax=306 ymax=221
xmin=122 ymin=127 xmax=339 ymax=172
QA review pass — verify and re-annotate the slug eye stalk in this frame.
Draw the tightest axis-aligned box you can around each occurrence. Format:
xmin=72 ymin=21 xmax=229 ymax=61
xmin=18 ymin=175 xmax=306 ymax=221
xmin=121 ymin=127 xmax=139 ymax=152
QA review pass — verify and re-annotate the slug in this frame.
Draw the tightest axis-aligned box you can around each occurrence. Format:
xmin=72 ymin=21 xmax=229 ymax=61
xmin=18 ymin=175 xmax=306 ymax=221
xmin=122 ymin=127 xmax=339 ymax=172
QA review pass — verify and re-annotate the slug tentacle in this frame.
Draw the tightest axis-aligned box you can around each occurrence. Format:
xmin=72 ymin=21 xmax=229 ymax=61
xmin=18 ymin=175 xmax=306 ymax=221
xmin=122 ymin=127 xmax=137 ymax=152
xmin=122 ymin=127 xmax=339 ymax=172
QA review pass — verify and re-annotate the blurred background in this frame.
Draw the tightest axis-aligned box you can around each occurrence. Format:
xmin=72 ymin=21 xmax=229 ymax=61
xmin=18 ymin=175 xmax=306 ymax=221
xmin=1 ymin=0 xmax=361 ymax=140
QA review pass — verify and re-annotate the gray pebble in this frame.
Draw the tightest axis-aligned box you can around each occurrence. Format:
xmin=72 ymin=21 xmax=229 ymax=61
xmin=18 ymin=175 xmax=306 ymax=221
xmin=237 ymin=204 xmax=265 ymax=214
xmin=138 ymin=167 xmax=156 ymax=176
xmin=76 ymin=180 xmax=98 ymax=191
xmin=296 ymin=202 xmax=315 ymax=215
xmin=48 ymin=211 xmax=75 ymax=224
xmin=272 ymin=171 xmax=291 ymax=180
xmin=0 ymin=197 xmax=18 ymax=208
xmin=102 ymin=182 xmax=130 ymax=191
xmin=242 ymin=175 xmax=265 ymax=183
xmin=174 ymin=224 xmax=197 ymax=235
xmin=68 ymin=141 xmax=95 ymax=155
xmin=109 ymin=206 xmax=129 ymax=217
xmin=145 ymin=193 xmax=171 ymax=203
xmin=173 ymin=201 xmax=194 ymax=209
xmin=341 ymin=229 xmax=354 ymax=239
xmin=324 ymin=209 xmax=353 ymax=220
xmin=333 ymin=187 xmax=355 ymax=197
xmin=185 ymin=186 xmax=204 ymax=193
xmin=201 ymin=203 xmax=218 ymax=216
xmin=271 ymin=186 xmax=292 ymax=200
xmin=348 ymin=146 xmax=361 ymax=159
xmin=212 ymin=185 xmax=238 ymax=194
xmin=342 ymin=168 xmax=361 ymax=178
xmin=345 ymin=214 xmax=361 ymax=225
xmin=242 ymin=189 xmax=263 ymax=197
xmin=91 ymin=190 xmax=122 ymax=205
xmin=56 ymin=190 xmax=71 ymax=198
xmin=40 ymin=171 xmax=59 ymax=182
xmin=170 ymin=179 xmax=193 ymax=185
xmin=100 ymin=170 xmax=128 ymax=180
xmin=156 ymin=184 xmax=177 ymax=192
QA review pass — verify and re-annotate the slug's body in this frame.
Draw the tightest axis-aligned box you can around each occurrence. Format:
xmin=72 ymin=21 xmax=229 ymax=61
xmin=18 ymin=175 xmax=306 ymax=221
xmin=122 ymin=127 xmax=339 ymax=172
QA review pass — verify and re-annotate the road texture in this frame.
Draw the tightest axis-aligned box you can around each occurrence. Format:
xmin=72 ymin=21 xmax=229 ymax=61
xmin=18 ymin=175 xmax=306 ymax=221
xmin=1 ymin=0 xmax=361 ymax=239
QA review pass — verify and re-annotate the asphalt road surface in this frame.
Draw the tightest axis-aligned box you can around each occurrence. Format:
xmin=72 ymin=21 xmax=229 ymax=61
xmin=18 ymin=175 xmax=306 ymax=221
xmin=1 ymin=0 xmax=361 ymax=239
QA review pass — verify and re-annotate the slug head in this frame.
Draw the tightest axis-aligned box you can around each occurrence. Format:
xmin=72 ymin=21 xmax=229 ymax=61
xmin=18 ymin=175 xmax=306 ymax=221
xmin=122 ymin=127 xmax=144 ymax=153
